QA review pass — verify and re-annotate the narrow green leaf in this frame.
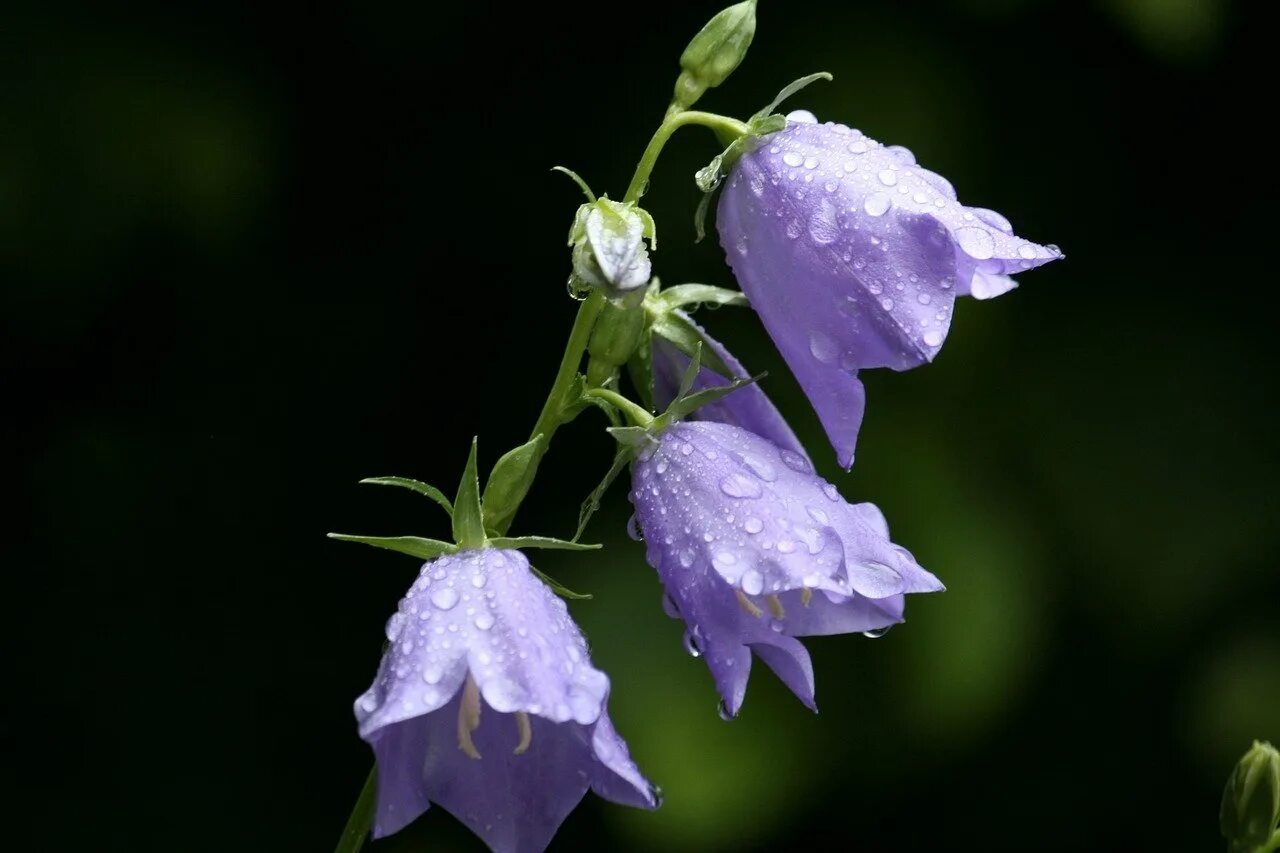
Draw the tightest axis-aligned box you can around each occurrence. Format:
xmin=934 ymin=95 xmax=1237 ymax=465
xmin=333 ymin=767 xmax=376 ymax=853
xmin=359 ymin=476 xmax=453 ymax=516
xmin=606 ymin=426 xmax=653 ymax=447
xmin=752 ymin=71 xmax=833 ymax=122
xmin=529 ymin=565 xmax=593 ymax=600
xmin=678 ymin=340 xmax=703 ymax=400
xmin=659 ymin=284 xmax=749 ymax=311
xmin=482 ymin=434 xmax=546 ymax=535
xmin=488 ymin=536 xmax=602 ymax=551
xmin=694 ymin=189 xmax=714 ymax=243
xmin=651 ymin=311 xmax=734 ymax=379
xmin=576 ymin=444 xmax=633 ymax=540
xmin=667 ymin=373 xmax=764 ymax=419
xmin=327 ymin=533 xmax=456 ymax=560
xmin=551 ymin=166 xmax=596 ymax=202
xmin=452 ymin=438 xmax=486 ymax=548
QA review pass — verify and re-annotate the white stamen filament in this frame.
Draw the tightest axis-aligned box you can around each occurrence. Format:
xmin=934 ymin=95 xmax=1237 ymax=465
xmin=513 ymin=711 xmax=532 ymax=755
xmin=457 ymin=673 xmax=483 ymax=760
xmin=766 ymin=594 xmax=785 ymax=619
xmin=734 ymin=588 xmax=763 ymax=618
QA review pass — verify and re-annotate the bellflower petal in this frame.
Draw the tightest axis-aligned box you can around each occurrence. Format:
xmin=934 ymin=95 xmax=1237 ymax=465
xmin=629 ymin=420 xmax=941 ymax=714
xmin=355 ymin=548 xmax=656 ymax=850
xmin=651 ymin=310 xmax=810 ymax=464
xmin=717 ymin=117 xmax=1061 ymax=467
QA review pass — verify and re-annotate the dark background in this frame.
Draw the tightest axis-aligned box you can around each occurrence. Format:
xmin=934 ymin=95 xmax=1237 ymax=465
xmin=5 ymin=1 xmax=1276 ymax=850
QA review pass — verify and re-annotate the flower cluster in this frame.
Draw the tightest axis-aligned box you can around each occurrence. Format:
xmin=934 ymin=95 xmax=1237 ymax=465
xmin=331 ymin=3 xmax=1059 ymax=851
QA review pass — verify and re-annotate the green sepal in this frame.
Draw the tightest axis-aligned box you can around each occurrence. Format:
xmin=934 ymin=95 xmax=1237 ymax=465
xmin=627 ymin=328 xmax=655 ymax=411
xmin=664 ymin=373 xmax=764 ymax=421
xmin=529 ymin=564 xmax=593 ymax=600
xmin=651 ymin=310 xmax=734 ymax=379
xmin=677 ymin=341 xmax=703 ymax=400
xmin=482 ymin=434 xmax=546 ymax=535
xmin=358 ymin=476 xmax=453 ymax=516
xmin=451 ymin=438 xmax=486 ymax=548
xmin=607 ymin=425 xmax=654 ymax=447
xmin=488 ymin=536 xmax=602 ymax=552
xmin=575 ymin=444 xmax=634 ymax=540
xmin=752 ymin=72 xmax=833 ymax=123
xmin=551 ymin=166 xmax=596 ymax=202
xmin=659 ymin=284 xmax=748 ymax=312
xmin=326 ymin=533 xmax=456 ymax=560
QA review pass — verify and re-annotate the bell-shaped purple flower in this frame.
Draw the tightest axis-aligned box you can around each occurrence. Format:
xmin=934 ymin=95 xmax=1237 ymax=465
xmin=628 ymin=419 xmax=941 ymax=716
xmin=717 ymin=111 xmax=1062 ymax=468
xmin=356 ymin=548 xmax=656 ymax=851
xmin=651 ymin=310 xmax=810 ymax=465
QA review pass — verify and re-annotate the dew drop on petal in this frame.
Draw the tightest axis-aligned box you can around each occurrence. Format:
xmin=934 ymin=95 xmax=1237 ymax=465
xmin=741 ymin=568 xmax=764 ymax=596
xmin=474 ymin=613 xmax=494 ymax=630
xmin=782 ymin=151 xmax=804 ymax=168
xmin=384 ymin=612 xmax=405 ymax=641
xmin=877 ymin=169 xmax=898 ymax=186
xmin=744 ymin=517 xmax=764 ymax=534
xmin=863 ymin=192 xmax=891 ymax=217
xmin=809 ymin=330 xmax=838 ymax=364
xmin=954 ymin=227 xmax=995 ymax=260
xmin=923 ymin=329 xmax=944 ymax=346
xmin=430 ymin=587 xmax=459 ymax=611
xmin=720 ymin=474 xmax=763 ymax=499
xmin=780 ymin=450 xmax=811 ymax=473
xmin=678 ymin=548 xmax=696 ymax=568
xmin=807 ymin=506 xmax=829 ymax=525
xmin=822 ymin=483 xmax=841 ymax=502
xmin=422 ymin=665 xmax=443 ymax=684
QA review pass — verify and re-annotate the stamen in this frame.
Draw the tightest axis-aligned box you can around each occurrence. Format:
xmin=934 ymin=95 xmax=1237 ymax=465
xmin=800 ymin=588 xmax=813 ymax=608
xmin=734 ymin=588 xmax=763 ymax=618
xmin=513 ymin=711 xmax=532 ymax=755
xmin=457 ymin=673 xmax=483 ymax=760
xmin=766 ymin=594 xmax=785 ymax=619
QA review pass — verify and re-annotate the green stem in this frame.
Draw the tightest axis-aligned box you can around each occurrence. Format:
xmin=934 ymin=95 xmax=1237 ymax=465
xmin=584 ymin=387 xmax=653 ymax=427
xmin=1258 ymin=830 xmax=1280 ymax=853
xmin=333 ymin=767 xmax=376 ymax=853
xmin=528 ymin=290 xmax=606 ymax=445
xmin=623 ymin=110 xmax=750 ymax=203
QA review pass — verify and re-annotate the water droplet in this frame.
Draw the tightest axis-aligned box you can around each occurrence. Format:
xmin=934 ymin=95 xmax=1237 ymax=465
xmin=744 ymin=517 xmax=764 ymax=534
xmin=359 ymin=695 xmax=378 ymax=713
xmin=680 ymin=443 xmax=693 ymax=456
xmin=780 ymin=450 xmax=811 ymax=473
xmin=807 ymin=506 xmax=830 ymax=525
xmin=880 ymin=297 xmax=894 ymax=311
xmin=886 ymin=145 xmax=916 ymax=164
xmin=809 ymin=330 xmax=838 ymax=364
xmin=719 ymin=474 xmax=763 ymax=499
xmin=430 ymin=587 xmax=459 ymax=611
xmin=1018 ymin=243 xmax=1037 ymax=259
xmin=822 ymin=483 xmax=841 ymax=502
xmin=717 ymin=699 xmax=737 ymax=721
xmin=655 ymin=457 xmax=669 ymax=474
xmin=862 ymin=626 xmax=892 ymax=639
xmin=971 ymin=207 xmax=1013 ymax=234
xmin=803 ymin=157 xmax=819 ymax=170
xmin=777 ymin=539 xmax=796 ymax=554
xmin=955 ymin=227 xmax=995 ymax=260
xmin=422 ymin=665 xmax=443 ymax=684
xmin=626 ymin=514 xmax=644 ymax=541
xmin=474 ymin=613 xmax=494 ymax=630
xmin=863 ymin=192 xmax=891 ymax=216
xmin=470 ymin=573 xmax=486 ymax=589
xmin=682 ymin=629 xmax=703 ymax=658
xmin=917 ymin=292 xmax=932 ymax=305
xmin=741 ymin=569 xmax=764 ymax=596
xmin=923 ymin=329 xmax=944 ymax=347
xmin=678 ymin=548 xmax=695 ymax=568
xmin=807 ymin=199 xmax=839 ymax=245
xmin=741 ymin=454 xmax=777 ymax=482
xmin=877 ymin=169 xmax=898 ymax=186
xmin=848 ymin=140 xmax=868 ymax=154
xmin=384 ymin=612 xmax=405 ymax=641
xmin=785 ymin=218 xmax=802 ymax=239
xmin=782 ymin=151 xmax=804 ymax=168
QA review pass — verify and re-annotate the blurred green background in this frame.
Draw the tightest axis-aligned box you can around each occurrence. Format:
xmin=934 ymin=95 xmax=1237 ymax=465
xmin=5 ymin=0 xmax=1275 ymax=850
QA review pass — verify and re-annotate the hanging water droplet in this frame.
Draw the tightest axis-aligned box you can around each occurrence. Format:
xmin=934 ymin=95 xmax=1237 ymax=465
xmin=626 ymin=514 xmax=644 ymax=541
xmin=682 ymin=629 xmax=703 ymax=658
xmin=862 ymin=626 xmax=892 ymax=639
xmin=717 ymin=699 xmax=736 ymax=721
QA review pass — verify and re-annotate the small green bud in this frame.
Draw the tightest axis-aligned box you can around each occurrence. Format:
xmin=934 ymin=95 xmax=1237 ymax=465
xmin=672 ymin=0 xmax=757 ymax=110
xmin=587 ymin=292 xmax=648 ymax=386
xmin=1221 ymin=741 xmax=1280 ymax=853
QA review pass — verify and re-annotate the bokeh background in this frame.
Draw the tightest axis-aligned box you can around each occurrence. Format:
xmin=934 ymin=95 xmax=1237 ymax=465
xmin=6 ymin=0 xmax=1276 ymax=849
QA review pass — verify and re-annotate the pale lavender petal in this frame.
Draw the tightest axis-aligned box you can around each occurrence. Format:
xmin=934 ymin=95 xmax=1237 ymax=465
xmin=652 ymin=311 xmax=811 ymax=464
xmin=718 ymin=118 xmax=1060 ymax=466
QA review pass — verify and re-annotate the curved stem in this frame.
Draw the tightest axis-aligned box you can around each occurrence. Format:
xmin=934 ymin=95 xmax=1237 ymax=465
xmin=623 ymin=110 xmax=750 ymax=203
xmin=529 ymin=290 xmax=605 ymax=444
xmin=584 ymin=387 xmax=653 ymax=427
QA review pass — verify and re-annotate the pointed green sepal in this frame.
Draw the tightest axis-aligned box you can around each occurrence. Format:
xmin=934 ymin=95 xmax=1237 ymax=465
xmin=529 ymin=565 xmax=593 ymax=600
xmin=677 ymin=340 xmax=703 ymax=400
xmin=575 ymin=444 xmax=634 ymax=540
xmin=551 ymin=166 xmax=596 ymax=202
xmin=326 ymin=533 xmax=457 ymax=560
xmin=358 ymin=476 xmax=453 ymax=516
xmin=452 ymin=438 xmax=486 ymax=548
xmin=752 ymin=72 xmax=833 ymax=122
xmin=666 ymin=372 xmax=764 ymax=421
xmin=488 ymin=536 xmax=602 ymax=552
xmin=658 ymin=284 xmax=749 ymax=312
xmin=482 ymin=434 xmax=547 ymax=535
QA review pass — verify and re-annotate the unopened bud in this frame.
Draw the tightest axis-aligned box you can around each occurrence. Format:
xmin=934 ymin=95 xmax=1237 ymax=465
xmin=1221 ymin=741 xmax=1280 ymax=853
xmin=568 ymin=199 xmax=655 ymax=299
xmin=672 ymin=0 xmax=757 ymax=110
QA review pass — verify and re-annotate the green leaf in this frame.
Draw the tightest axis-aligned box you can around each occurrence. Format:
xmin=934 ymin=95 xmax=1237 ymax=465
xmin=326 ymin=533 xmax=456 ymax=560
xmin=658 ymin=284 xmax=748 ymax=311
xmin=358 ymin=476 xmax=453 ymax=516
xmin=452 ymin=438 xmax=486 ymax=548
xmin=667 ymin=373 xmax=764 ymax=420
xmin=529 ymin=564 xmax=593 ymax=600
xmin=551 ymin=166 xmax=596 ymax=202
xmin=488 ymin=536 xmax=602 ymax=551
xmin=482 ymin=434 xmax=546 ymax=535
xmin=694 ymin=189 xmax=715 ymax=243
xmin=651 ymin=311 xmax=734 ymax=379
xmin=576 ymin=444 xmax=633 ymax=540
xmin=752 ymin=72 xmax=833 ymax=122
xmin=607 ymin=425 xmax=653 ymax=447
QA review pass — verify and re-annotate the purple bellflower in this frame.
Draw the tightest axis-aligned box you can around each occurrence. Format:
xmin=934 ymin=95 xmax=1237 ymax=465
xmin=628 ymin=419 xmax=941 ymax=716
xmin=717 ymin=110 xmax=1062 ymax=468
xmin=355 ymin=548 xmax=656 ymax=851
